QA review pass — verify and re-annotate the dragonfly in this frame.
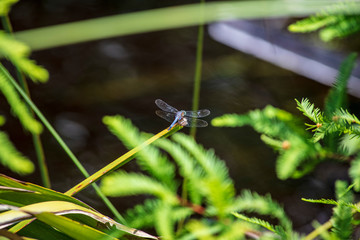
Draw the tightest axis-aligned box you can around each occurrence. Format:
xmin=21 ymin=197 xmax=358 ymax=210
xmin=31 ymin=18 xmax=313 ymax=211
xmin=155 ymin=99 xmax=210 ymax=130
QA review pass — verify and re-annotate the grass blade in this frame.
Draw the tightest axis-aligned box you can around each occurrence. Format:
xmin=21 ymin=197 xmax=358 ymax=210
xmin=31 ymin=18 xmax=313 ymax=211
xmin=14 ymin=1 xmax=360 ymax=51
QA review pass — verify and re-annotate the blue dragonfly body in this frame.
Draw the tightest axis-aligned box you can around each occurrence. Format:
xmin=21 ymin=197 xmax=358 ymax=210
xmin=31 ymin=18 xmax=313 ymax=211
xmin=155 ymin=99 xmax=210 ymax=130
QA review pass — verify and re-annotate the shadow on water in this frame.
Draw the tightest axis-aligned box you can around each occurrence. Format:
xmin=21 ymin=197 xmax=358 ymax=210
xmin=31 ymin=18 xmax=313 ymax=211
xmin=3 ymin=0 xmax=359 ymax=231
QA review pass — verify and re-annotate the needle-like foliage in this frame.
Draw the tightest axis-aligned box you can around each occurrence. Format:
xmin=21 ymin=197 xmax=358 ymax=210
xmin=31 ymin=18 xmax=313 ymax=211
xmin=231 ymin=190 xmax=292 ymax=234
xmin=233 ymin=213 xmax=286 ymax=238
xmin=100 ymin=115 xmax=294 ymax=239
xmin=0 ymin=67 xmax=42 ymax=134
xmin=212 ymin=105 xmax=324 ymax=180
xmin=288 ymin=2 xmax=360 ymax=41
xmin=349 ymin=154 xmax=360 ymax=191
xmin=324 ymin=53 xmax=357 ymax=117
xmin=332 ymin=181 xmax=353 ymax=240
xmin=0 ymin=32 xmax=48 ymax=83
xmin=0 ymin=131 xmax=34 ymax=175
xmin=212 ymin=53 xmax=359 ymax=181
xmin=296 ymin=98 xmax=323 ymax=125
xmin=302 ymin=181 xmax=354 ymax=240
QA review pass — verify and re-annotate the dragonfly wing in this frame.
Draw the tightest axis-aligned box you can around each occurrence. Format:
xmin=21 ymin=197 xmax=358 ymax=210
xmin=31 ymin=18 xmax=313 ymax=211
xmin=155 ymin=99 xmax=178 ymax=113
xmin=179 ymin=117 xmax=208 ymax=127
xmin=155 ymin=110 xmax=176 ymax=123
xmin=184 ymin=109 xmax=210 ymax=118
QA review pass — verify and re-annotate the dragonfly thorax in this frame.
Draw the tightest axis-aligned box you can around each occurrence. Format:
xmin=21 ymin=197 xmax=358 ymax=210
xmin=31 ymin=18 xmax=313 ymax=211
xmin=178 ymin=117 xmax=188 ymax=126
xmin=176 ymin=110 xmax=186 ymax=119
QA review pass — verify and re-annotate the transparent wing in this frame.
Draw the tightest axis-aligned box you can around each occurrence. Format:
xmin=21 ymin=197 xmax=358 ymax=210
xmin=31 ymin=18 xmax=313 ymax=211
xmin=180 ymin=117 xmax=208 ymax=127
xmin=155 ymin=110 xmax=176 ymax=123
xmin=184 ymin=109 xmax=210 ymax=118
xmin=155 ymin=99 xmax=178 ymax=113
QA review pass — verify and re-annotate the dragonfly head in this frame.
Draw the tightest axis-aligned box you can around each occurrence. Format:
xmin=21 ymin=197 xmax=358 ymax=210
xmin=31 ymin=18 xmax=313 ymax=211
xmin=179 ymin=110 xmax=186 ymax=117
xmin=176 ymin=110 xmax=186 ymax=119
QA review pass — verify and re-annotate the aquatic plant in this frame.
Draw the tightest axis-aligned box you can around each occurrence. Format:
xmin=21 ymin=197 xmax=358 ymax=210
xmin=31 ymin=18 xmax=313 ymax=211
xmin=288 ymin=2 xmax=360 ymax=41
xmin=0 ymin=1 xmax=360 ymax=239
xmin=212 ymin=53 xmax=360 ymax=239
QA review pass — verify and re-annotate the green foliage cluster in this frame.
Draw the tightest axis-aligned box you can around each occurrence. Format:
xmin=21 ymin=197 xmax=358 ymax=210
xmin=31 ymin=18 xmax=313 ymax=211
xmin=0 ymin=131 xmax=34 ymax=175
xmin=303 ymin=180 xmax=354 ymax=240
xmin=101 ymin=115 xmax=296 ymax=239
xmin=211 ymin=53 xmax=360 ymax=239
xmin=0 ymin=14 xmax=49 ymax=175
xmin=288 ymin=2 xmax=360 ymax=41
xmin=0 ymin=67 xmax=42 ymax=134
xmin=1 ymin=1 xmax=360 ymax=239
xmin=0 ymin=63 xmax=43 ymax=175
xmin=212 ymin=103 xmax=324 ymax=180
xmin=212 ymin=53 xmax=359 ymax=181
xmin=0 ymin=32 xmax=48 ymax=83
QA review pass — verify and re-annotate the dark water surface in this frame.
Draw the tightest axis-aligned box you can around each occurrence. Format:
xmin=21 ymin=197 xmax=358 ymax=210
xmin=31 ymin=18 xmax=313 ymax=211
xmin=2 ymin=0 xmax=359 ymax=232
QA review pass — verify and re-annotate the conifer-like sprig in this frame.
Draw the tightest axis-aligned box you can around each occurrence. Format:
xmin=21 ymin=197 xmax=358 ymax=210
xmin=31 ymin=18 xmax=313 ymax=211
xmin=154 ymin=204 xmax=174 ymax=240
xmin=339 ymin=134 xmax=360 ymax=155
xmin=233 ymin=213 xmax=287 ymax=239
xmin=324 ymin=53 xmax=357 ymax=117
xmin=296 ymin=98 xmax=323 ymax=125
xmin=172 ymin=134 xmax=236 ymax=218
xmin=303 ymin=181 xmax=354 ymax=239
xmin=349 ymin=154 xmax=360 ymax=191
xmin=231 ymin=190 xmax=293 ymax=239
xmin=0 ymin=131 xmax=34 ymax=175
xmin=212 ymin=105 xmax=323 ymax=179
xmin=154 ymin=137 xmax=204 ymax=205
xmin=232 ymin=190 xmax=292 ymax=231
xmin=101 ymin=115 xmax=293 ymax=238
xmin=288 ymin=2 xmax=360 ymax=41
xmin=332 ymin=181 xmax=353 ymax=240
xmin=334 ymin=108 xmax=360 ymax=126
xmin=125 ymin=199 xmax=161 ymax=228
xmin=275 ymin=136 xmax=320 ymax=180
xmin=325 ymin=109 xmax=360 ymax=137
xmin=233 ymin=213 xmax=274 ymax=232
xmin=320 ymin=15 xmax=360 ymax=42
xmin=0 ymin=68 xmax=42 ymax=134
xmin=0 ymin=32 xmax=48 ymax=83
xmin=173 ymin=134 xmax=232 ymax=185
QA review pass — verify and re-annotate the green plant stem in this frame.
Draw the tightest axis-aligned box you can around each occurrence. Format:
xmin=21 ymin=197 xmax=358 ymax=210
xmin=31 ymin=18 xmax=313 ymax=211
xmin=13 ymin=1 xmax=359 ymax=51
xmin=1 ymin=15 xmax=13 ymax=33
xmin=1 ymin=15 xmax=51 ymax=188
xmin=0 ymin=64 xmax=124 ymax=223
xmin=190 ymin=14 xmax=204 ymax=138
xmin=65 ymin=127 xmax=174 ymax=196
xmin=305 ymin=200 xmax=360 ymax=239
xmin=304 ymin=220 xmax=332 ymax=240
